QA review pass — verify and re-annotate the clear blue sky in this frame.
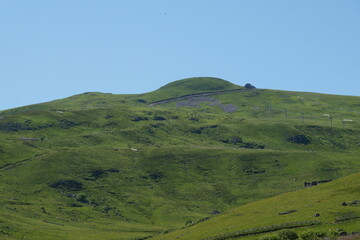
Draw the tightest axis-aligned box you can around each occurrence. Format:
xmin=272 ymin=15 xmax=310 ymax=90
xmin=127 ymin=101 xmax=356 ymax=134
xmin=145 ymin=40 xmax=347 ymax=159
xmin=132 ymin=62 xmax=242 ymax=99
xmin=1 ymin=0 xmax=359 ymax=110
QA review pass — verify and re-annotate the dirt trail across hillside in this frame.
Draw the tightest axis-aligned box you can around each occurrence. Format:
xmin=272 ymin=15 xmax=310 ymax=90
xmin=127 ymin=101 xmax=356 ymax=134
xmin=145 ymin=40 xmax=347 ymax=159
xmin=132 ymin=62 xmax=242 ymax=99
xmin=148 ymin=89 xmax=247 ymax=106
xmin=0 ymin=153 xmax=47 ymax=171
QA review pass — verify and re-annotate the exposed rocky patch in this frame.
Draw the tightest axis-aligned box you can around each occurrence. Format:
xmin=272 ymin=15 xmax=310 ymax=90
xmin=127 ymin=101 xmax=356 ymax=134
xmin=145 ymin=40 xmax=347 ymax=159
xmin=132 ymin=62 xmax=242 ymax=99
xmin=20 ymin=137 xmax=40 ymax=141
xmin=176 ymin=96 xmax=238 ymax=113
xmin=177 ymin=96 xmax=219 ymax=107
xmin=220 ymin=104 xmax=237 ymax=112
xmin=244 ymin=83 xmax=256 ymax=89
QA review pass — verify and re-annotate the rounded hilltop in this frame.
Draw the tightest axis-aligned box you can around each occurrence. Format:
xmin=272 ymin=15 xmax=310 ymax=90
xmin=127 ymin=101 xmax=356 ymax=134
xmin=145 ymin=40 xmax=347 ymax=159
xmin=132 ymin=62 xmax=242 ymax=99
xmin=144 ymin=77 xmax=242 ymax=102
xmin=160 ymin=77 xmax=241 ymax=91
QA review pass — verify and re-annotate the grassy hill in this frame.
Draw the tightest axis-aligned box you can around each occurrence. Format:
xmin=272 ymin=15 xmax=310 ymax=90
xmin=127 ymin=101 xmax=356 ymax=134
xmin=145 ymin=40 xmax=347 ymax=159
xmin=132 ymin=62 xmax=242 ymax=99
xmin=0 ymin=77 xmax=360 ymax=239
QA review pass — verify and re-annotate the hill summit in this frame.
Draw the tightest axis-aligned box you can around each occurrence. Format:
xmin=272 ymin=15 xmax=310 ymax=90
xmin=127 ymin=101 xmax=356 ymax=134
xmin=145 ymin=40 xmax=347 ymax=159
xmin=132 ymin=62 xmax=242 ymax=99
xmin=159 ymin=77 xmax=240 ymax=92
xmin=143 ymin=77 xmax=242 ymax=102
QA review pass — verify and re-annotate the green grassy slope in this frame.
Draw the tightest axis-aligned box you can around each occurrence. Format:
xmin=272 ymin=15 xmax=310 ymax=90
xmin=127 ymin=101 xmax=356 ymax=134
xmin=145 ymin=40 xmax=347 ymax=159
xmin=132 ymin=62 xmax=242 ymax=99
xmin=0 ymin=77 xmax=360 ymax=239
xmin=154 ymin=172 xmax=360 ymax=240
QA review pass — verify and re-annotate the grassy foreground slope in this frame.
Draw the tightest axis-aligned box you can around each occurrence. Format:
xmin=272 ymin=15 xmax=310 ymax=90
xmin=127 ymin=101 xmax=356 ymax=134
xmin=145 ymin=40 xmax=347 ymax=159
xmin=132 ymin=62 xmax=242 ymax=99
xmin=0 ymin=77 xmax=360 ymax=239
xmin=154 ymin=172 xmax=360 ymax=240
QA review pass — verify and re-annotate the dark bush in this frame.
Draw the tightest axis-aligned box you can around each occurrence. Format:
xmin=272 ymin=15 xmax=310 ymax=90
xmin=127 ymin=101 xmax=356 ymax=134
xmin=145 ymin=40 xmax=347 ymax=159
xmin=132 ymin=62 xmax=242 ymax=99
xmin=287 ymin=134 xmax=310 ymax=145
xmin=191 ymin=129 xmax=202 ymax=134
xmin=40 ymin=207 xmax=47 ymax=214
xmin=210 ymin=210 xmax=221 ymax=215
xmin=0 ymin=122 xmax=26 ymax=131
xmin=229 ymin=136 xmax=243 ymax=144
xmin=50 ymin=180 xmax=83 ymax=191
xmin=105 ymin=121 xmax=118 ymax=127
xmin=91 ymin=169 xmax=106 ymax=178
xmin=188 ymin=117 xmax=199 ymax=122
xmin=69 ymin=203 xmax=82 ymax=207
xmin=148 ymin=170 xmax=164 ymax=181
xmin=137 ymin=99 xmax=147 ymax=103
xmin=278 ymin=230 xmax=298 ymax=240
xmin=103 ymin=206 xmax=112 ymax=213
xmin=185 ymin=219 xmax=196 ymax=226
xmin=59 ymin=119 xmax=79 ymax=129
xmin=132 ymin=116 xmax=149 ymax=122
xmin=244 ymin=168 xmax=266 ymax=175
xmin=153 ymin=116 xmax=166 ymax=121
xmin=300 ymin=231 xmax=326 ymax=240
xmin=150 ymin=123 xmax=162 ymax=128
xmin=221 ymin=136 xmax=265 ymax=149
xmin=77 ymin=193 xmax=88 ymax=203
xmin=243 ymin=142 xmax=266 ymax=149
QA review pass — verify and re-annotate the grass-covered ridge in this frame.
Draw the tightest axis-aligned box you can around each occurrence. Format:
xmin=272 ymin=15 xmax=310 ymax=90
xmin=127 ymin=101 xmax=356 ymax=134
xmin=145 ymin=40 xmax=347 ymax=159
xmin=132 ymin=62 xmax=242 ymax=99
xmin=0 ymin=77 xmax=360 ymax=239
xmin=154 ymin=172 xmax=360 ymax=240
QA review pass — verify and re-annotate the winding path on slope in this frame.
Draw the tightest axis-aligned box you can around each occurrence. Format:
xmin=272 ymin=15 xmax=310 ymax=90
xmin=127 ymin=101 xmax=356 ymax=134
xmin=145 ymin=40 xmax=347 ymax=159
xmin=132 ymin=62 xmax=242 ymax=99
xmin=0 ymin=153 xmax=47 ymax=171
xmin=148 ymin=88 xmax=256 ymax=106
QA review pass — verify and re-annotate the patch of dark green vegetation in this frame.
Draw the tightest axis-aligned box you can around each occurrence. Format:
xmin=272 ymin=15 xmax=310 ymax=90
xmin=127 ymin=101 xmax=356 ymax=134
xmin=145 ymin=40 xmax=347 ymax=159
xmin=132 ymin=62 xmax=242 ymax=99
xmin=221 ymin=136 xmax=266 ymax=149
xmin=287 ymin=134 xmax=310 ymax=145
xmin=133 ymin=116 xmax=149 ymax=121
xmin=91 ymin=169 xmax=107 ymax=178
xmin=153 ymin=116 xmax=166 ymax=121
xmin=147 ymin=170 xmax=164 ymax=182
xmin=50 ymin=180 xmax=83 ymax=191
xmin=59 ymin=119 xmax=80 ymax=128
xmin=0 ymin=121 xmax=54 ymax=131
